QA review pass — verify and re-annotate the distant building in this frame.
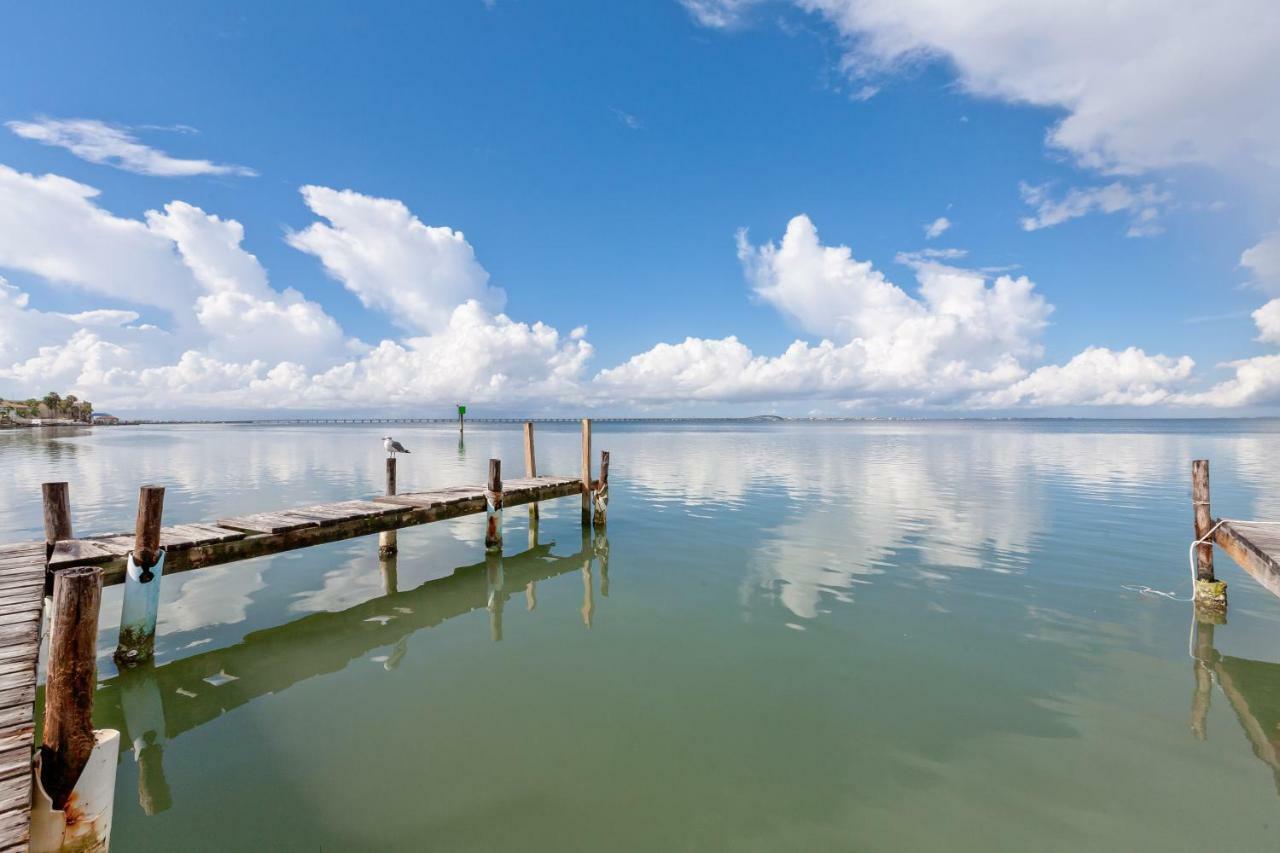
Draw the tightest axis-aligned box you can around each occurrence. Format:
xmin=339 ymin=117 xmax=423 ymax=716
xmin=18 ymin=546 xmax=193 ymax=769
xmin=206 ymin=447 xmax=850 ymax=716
xmin=92 ymin=413 xmax=120 ymax=425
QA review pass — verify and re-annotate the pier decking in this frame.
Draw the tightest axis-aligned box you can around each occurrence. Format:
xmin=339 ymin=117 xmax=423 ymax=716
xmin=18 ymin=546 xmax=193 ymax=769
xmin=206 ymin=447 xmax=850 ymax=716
xmin=47 ymin=476 xmax=583 ymax=585
xmin=1212 ymin=521 xmax=1280 ymax=600
xmin=0 ymin=418 xmax=610 ymax=849
xmin=0 ymin=543 xmax=52 ymax=851
xmin=1190 ymin=460 xmax=1280 ymax=607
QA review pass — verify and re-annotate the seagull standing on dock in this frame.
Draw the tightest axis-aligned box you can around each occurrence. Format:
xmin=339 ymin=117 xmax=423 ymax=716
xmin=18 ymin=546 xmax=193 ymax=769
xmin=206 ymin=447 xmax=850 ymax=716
xmin=383 ymin=435 xmax=410 ymax=457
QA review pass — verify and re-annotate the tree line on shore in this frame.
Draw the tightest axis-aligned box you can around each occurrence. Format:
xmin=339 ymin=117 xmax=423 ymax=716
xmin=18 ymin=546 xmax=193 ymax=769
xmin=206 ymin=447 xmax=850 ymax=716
xmin=0 ymin=391 xmax=94 ymax=423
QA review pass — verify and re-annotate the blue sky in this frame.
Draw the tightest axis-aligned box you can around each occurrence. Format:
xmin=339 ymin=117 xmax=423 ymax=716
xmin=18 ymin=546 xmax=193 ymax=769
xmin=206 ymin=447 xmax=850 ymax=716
xmin=1 ymin=1 xmax=1278 ymax=415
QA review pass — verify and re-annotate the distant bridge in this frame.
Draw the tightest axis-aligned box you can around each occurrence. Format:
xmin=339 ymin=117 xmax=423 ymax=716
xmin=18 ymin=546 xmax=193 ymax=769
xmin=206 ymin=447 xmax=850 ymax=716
xmin=120 ymin=416 xmax=787 ymax=426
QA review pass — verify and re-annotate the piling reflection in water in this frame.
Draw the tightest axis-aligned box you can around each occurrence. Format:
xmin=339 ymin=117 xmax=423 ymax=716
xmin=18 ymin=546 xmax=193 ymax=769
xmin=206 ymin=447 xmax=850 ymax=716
xmin=1190 ymin=616 xmax=1280 ymax=795
xmin=90 ymin=528 xmax=611 ymax=814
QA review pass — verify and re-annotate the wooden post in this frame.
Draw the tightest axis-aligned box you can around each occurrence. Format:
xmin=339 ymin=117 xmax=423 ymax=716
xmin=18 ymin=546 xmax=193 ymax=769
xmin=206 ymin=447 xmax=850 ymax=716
xmin=41 ymin=565 xmax=103 ymax=810
xmin=581 ymin=418 xmax=592 ymax=527
xmin=133 ymin=485 xmax=165 ymax=571
xmin=42 ymin=481 xmax=73 ymax=563
xmin=1192 ymin=460 xmax=1214 ymax=580
xmin=592 ymin=450 xmax=610 ymax=529
xmin=379 ymin=457 xmax=398 ymax=558
xmin=1192 ymin=460 xmax=1227 ymax=608
xmin=523 ymin=421 xmax=539 ymax=525
xmin=116 ymin=485 xmax=165 ymax=664
xmin=380 ymin=552 xmax=398 ymax=596
xmin=485 ymin=458 xmax=503 ymax=552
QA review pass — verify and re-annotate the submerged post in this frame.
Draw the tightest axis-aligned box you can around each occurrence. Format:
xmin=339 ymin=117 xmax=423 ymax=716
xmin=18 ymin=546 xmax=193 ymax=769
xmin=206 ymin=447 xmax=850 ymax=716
xmin=41 ymin=566 xmax=103 ymax=810
xmin=524 ymin=421 xmax=539 ymax=526
xmin=593 ymin=450 xmax=610 ymax=529
xmin=581 ymin=418 xmax=592 ymax=526
xmin=42 ymin=482 xmax=73 ymax=563
xmin=1192 ymin=460 xmax=1227 ymax=608
xmin=485 ymin=458 xmax=503 ymax=552
xmin=379 ymin=456 xmax=398 ymax=558
xmin=115 ymin=485 xmax=165 ymax=664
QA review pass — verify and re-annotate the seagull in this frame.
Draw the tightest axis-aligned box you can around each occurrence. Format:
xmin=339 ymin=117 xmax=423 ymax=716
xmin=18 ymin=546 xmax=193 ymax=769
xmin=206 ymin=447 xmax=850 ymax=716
xmin=383 ymin=435 xmax=410 ymax=457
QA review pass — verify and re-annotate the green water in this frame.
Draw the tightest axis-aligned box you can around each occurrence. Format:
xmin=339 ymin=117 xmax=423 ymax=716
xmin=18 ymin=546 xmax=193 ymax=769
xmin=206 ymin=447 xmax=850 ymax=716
xmin=4 ymin=421 xmax=1280 ymax=851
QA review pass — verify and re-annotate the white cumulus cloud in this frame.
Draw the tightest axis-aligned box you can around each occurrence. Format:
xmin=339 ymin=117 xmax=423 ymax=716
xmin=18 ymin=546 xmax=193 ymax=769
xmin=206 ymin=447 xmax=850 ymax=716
xmin=1253 ymin=299 xmax=1280 ymax=346
xmin=972 ymin=346 xmax=1195 ymax=407
xmin=789 ymin=0 xmax=1280 ymax=176
xmin=287 ymin=186 xmax=505 ymax=334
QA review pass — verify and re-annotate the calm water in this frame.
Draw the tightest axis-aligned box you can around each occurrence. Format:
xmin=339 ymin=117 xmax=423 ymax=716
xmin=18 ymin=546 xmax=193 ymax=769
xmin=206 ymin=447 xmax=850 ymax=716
xmin=3 ymin=420 xmax=1280 ymax=851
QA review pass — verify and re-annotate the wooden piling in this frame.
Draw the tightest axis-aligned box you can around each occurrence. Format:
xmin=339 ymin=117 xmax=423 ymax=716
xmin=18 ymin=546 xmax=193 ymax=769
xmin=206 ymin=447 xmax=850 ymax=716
xmin=116 ymin=485 xmax=166 ymax=664
xmin=379 ymin=457 xmax=398 ymax=558
xmin=133 ymin=485 xmax=165 ymax=571
xmin=485 ymin=458 xmax=503 ymax=552
xmin=1192 ymin=460 xmax=1227 ymax=608
xmin=524 ymin=422 xmax=539 ymax=524
xmin=41 ymin=566 xmax=103 ymax=810
xmin=581 ymin=418 xmax=592 ymax=526
xmin=1192 ymin=460 xmax=1214 ymax=580
xmin=42 ymin=482 xmax=73 ymax=563
xmin=592 ymin=450 xmax=610 ymax=529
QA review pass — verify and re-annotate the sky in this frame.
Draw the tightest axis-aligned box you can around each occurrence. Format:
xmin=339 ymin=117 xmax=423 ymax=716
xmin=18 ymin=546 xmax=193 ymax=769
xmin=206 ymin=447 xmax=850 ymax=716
xmin=1 ymin=0 xmax=1278 ymax=417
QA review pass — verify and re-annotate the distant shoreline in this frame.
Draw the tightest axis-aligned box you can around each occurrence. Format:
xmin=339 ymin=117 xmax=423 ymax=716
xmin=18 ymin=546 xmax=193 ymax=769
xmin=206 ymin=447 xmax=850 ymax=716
xmin=20 ymin=414 xmax=1278 ymax=426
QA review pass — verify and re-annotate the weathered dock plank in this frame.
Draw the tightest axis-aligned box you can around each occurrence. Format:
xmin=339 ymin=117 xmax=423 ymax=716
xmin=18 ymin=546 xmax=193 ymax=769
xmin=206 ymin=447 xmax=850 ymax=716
xmin=0 ymin=544 xmax=47 ymax=851
xmin=1214 ymin=521 xmax=1280 ymax=599
xmin=216 ymin=511 xmax=321 ymax=535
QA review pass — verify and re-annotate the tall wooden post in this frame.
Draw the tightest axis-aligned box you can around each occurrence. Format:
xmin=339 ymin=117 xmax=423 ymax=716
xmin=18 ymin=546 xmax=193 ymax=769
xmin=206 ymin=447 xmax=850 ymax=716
xmin=116 ymin=485 xmax=165 ymax=664
xmin=42 ymin=481 xmax=73 ymax=563
xmin=581 ymin=418 xmax=592 ymax=527
xmin=485 ymin=458 xmax=503 ymax=552
xmin=41 ymin=565 xmax=103 ymax=810
xmin=523 ymin=421 xmax=539 ymax=526
xmin=1192 ymin=460 xmax=1214 ymax=580
xmin=379 ymin=457 xmax=398 ymax=558
xmin=592 ymin=450 xmax=610 ymax=529
xmin=1192 ymin=460 xmax=1227 ymax=608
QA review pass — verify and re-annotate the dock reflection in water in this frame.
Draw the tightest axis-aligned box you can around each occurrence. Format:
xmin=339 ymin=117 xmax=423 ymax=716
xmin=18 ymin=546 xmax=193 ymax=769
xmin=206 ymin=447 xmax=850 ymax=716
xmin=92 ymin=526 xmax=611 ymax=815
xmin=1190 ymin=616 xmax=1280 ymax=795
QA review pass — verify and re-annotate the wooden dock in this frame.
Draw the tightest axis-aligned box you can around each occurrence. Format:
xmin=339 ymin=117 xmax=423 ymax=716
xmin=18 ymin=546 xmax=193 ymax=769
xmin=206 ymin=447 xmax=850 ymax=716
xmin=46 ymin=476 xmax=584 ymax=585
xmin=0 ymin=418 xmax=610 ymax=850
xmin=1212 ymin=521 xmax=1280 ymax=600
xmin=1191 ymin=459 xmax=1280 ymax=606
xmin=0 ymin=543 xmax=54 ymax=851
